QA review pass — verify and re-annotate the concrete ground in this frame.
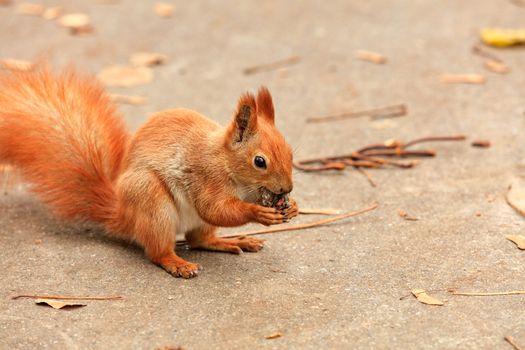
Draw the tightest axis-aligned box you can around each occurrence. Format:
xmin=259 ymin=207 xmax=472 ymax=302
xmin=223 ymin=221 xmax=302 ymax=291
xmin=1 ymin=0 xmax=525 ymax=349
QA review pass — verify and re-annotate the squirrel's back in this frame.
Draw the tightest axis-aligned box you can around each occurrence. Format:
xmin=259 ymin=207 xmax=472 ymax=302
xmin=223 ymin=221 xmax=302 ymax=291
xmin=0 ymin=66 xmax=129 ymax=223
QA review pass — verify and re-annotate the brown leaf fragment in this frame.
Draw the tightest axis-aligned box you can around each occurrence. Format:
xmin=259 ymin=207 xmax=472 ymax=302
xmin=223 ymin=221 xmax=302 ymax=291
xmin=1 ymin=59 xmax=33 ymax=71
xmin=411 ymin=289 xmax=444 ymax=305
xmin=440 ymin=73 xmax=486 ymax=84
xmin=471 ymin=140 xmax=491 ymax=148
xmin=111 ymin=94 xmax=147 ymax=105
xmin=154 ymin=2 xmax=175 ymax=17
xmin=129 ymin=52 xmax=167 ymax=67
xmin=98 ymin=65 xmax=154 ymax=87
xmin=42 ymin=6 xmax=62 ymax=20
xmin=506 ymin=235 xmax=525 ymax=250
xmin=35 ymin=299 xmax=86 ymax=309
xmin=355 ymin=50 xmax=387 ymax=64
xmin=16 ymin=3 xmax=44 ymax=16
xmin=58 ymin=13 xmax=92 ymax=34
xmin=506 ymin=184 xmax=525 ymax=217
xmin=398 ymin=209 xmax=418 ymax=221
xmin=484 ymin=59 xmax=509 ymax=74
xmin=265 ymin=332 xmax=282 ymax=340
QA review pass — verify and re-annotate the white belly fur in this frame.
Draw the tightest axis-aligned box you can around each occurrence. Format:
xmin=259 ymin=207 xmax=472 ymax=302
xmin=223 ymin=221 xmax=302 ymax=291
xmin=171 ymin=189 xmax=204 ymax=235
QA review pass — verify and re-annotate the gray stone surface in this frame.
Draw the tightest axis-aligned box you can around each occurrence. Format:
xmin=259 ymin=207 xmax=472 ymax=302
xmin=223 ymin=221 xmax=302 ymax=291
xmin=1 ymin=0 xmax=525 ymax=349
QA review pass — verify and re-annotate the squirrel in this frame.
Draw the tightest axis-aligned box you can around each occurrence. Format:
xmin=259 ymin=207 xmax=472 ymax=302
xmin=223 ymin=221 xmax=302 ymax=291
xmin=0 ymin=66 xmax=298 ymax=278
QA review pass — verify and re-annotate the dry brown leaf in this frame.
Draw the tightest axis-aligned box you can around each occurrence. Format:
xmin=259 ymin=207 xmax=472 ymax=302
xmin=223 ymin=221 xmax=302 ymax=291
xmin=484 ymin=59 xmax=509 ymax=74
xmin=98 ymin=65 xmax=154 ymax=87
xmin=129 ymin=52 xmax=167 ymax=67
xmin=16 ymin=3 xmax=44 ymax=16
xmin=355 ymin=50 xmax=386 ymax=64
xmin=1 ymin=59 xmax=33 ymax=71
xmin=506 ymin=183 xmax=525 ymax=217
xmin=111 ymin=94 xmax=147 ymax=105
xmin=154 ymin=2 xmax=174 ymax=17
xmin=265 ymin=332 xmax=282 ymax=340
xmin=42 ymin=6 xmax=62 ymax=20
xmin=411 ymin=289 xmax=444 ymax=306
xmin=440 ymin=73 xmax=485 ymax=84
xmin=506 ymin=235 xmax=525 ymax=250
xmin=35 ymin=299 xmax=86 ymax=309
xmin=59 ymin=13 xmax=92 ymax=34
xmin=398 ymin=209 xmax=418 ymax=221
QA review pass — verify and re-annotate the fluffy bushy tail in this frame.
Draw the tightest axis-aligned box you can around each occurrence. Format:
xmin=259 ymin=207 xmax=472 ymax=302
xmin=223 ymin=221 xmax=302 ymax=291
xmin=0 ymin=66 xmax=129 ymax=225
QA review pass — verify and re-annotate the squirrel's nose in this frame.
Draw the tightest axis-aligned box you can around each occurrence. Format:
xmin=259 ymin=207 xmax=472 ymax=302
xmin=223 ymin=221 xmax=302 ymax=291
xmin=279 ymin=184 xmax=293 ymax=194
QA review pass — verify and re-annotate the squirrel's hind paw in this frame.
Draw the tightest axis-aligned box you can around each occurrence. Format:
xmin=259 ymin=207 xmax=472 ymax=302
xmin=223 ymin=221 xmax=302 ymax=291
xmin=152 ymin=252 xmax=202 ymax=278
xmin=190 ymin=236 xmax=264 ymax=254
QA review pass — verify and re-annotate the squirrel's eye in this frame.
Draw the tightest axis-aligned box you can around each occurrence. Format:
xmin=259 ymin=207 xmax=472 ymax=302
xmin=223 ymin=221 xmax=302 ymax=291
xmin=254 ymin=156 xmax=266 ymax=169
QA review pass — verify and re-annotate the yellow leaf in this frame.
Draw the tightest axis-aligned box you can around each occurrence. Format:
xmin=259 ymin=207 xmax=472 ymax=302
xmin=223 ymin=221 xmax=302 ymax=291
xmin=411 ymin=289 xmax=444 ymax=306
xmin=35 ymin=299 xmax=86 ymax=309
xmin=481 ymin=28 xmax=525 ymax=47
xmin=506 ymin=235 xmax=525 ymax=250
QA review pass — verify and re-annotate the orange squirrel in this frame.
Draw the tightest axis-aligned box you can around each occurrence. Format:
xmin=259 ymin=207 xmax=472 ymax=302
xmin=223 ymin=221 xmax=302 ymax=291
xmin=0 ymin=66 xmax=298 ymax=278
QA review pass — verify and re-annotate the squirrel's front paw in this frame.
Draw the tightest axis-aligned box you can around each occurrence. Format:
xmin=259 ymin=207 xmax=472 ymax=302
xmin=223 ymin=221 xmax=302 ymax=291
xmin=285 ymin=197 xmax=299 ymax=219
xmin=253 ymin=205 xmax=287 ymax=226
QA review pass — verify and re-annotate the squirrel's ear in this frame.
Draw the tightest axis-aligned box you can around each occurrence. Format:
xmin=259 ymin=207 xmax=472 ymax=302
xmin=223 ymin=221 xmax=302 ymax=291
xmin=230 ymin=93 xmax=257 ymax=144
xmin=256 ymin=86 xmax=274 ymax=124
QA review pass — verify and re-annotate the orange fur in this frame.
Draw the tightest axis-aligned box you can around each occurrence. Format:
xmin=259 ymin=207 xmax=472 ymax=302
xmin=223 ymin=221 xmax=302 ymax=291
xmin=0 ymin=67 xmax=298 ymax=278
xmin=0 ymin=66 xmax=128 ymax=223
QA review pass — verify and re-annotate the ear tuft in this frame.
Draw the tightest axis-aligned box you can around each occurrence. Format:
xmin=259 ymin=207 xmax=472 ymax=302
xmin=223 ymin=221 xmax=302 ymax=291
xmin=232 ymin=93 xmax=257 ymax=143
xmin=256 ymin=86 xmax=274 ymax=124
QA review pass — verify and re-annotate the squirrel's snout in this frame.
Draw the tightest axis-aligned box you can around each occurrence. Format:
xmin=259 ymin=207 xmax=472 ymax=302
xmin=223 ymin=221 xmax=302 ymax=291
xmin=278 ymin=183 xmax=293 ymax=194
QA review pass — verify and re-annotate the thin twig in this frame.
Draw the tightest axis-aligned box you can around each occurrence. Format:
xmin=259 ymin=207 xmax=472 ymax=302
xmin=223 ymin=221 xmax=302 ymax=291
xmin=450 ymin=290 xmax=525 ymax=296
xmin=306 ymin=104 xmax=406 ymax=123
xmin=12 ymin=294 xmax=123 ymax=300
xmin=176 ymin=203 xmax=378 ymax=245
xmin=403 ymin=135 xmax=466 ymax=148
xmin=294 ymin=134 xmax=465 ymax=173
xmin=298 ymin=208 xmax=341 ymax=215
xmin=243 ymin=56 xmax=300 ymax=75
xmin=355 ymin=167 xmax=377 ymax=187
xmin=293 ymin=162 xmax=347 ymax=172
xmin=360 ymin=149 xmax=436 ymax=158
xmin=505 ymin=336 xmax=524 ymax=350
xmin=472 ymin=44 xmax=502 ymax=62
